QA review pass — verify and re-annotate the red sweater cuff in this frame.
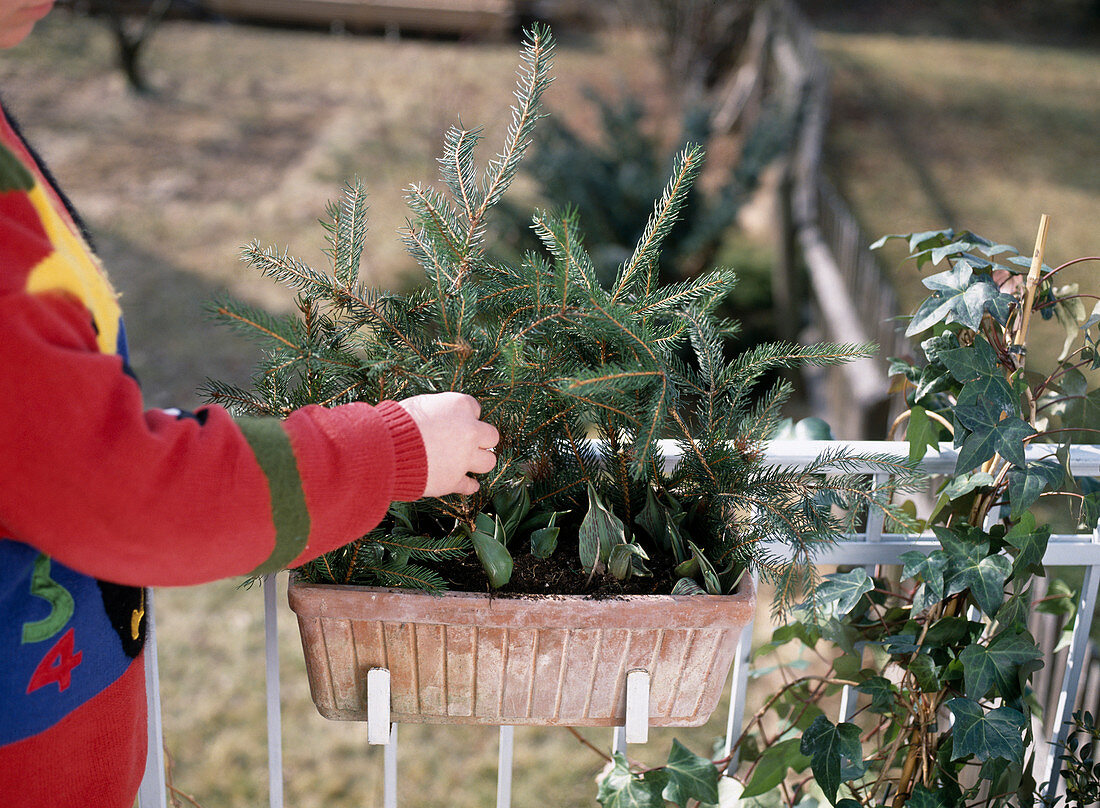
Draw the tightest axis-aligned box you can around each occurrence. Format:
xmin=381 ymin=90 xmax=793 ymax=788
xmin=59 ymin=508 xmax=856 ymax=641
xmin=373 ymin=400 xmax=428 ymax=501
xmin=282 ymin=400 xmax=428 ymax=565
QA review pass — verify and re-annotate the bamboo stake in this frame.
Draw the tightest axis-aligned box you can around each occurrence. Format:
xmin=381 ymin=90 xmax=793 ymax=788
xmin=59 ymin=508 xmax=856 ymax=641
xmin=1013 ymin=214 xmax=1052 ymax=359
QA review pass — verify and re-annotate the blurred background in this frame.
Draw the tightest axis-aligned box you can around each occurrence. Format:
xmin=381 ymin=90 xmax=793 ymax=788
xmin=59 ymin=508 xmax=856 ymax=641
xmin=2 ymin=1 xmax=1097 ymax=805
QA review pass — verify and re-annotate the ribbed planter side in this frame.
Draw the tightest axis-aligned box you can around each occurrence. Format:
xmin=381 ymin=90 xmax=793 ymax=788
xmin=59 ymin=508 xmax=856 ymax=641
xmin=288 ymin=577 xmax=755 ymax=726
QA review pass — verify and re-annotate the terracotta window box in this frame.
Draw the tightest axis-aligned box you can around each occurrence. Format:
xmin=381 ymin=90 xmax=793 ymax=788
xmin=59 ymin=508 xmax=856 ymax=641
xmin=288 ymin=576 xmax=756 ymax=727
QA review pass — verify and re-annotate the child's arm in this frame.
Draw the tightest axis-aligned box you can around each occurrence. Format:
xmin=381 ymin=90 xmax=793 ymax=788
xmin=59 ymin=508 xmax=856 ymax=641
xmin=0 ymin=288 xmax=495 ymax=587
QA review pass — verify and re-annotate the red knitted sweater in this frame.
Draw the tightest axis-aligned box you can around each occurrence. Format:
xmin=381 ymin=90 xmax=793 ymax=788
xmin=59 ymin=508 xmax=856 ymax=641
xmin=0 ymin=104 xmax=427 ymax=807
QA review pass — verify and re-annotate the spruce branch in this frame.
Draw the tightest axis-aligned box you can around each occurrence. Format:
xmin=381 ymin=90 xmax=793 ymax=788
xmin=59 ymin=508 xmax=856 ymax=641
xmin=532 ymin=208 xmax=603 ymax=300
xmin=613 ymin=143 xmax=705 ymax=303
xmin=323 ymin=180 xmax=369 ymax=288
xmin=633 ymin=267 xmax=739 ymax=318
xmin=479 ymin=24 xmax=555 ymax=219
xmin=403 ymin=185 xmax=466 ymax=273
xmin=439 ymin=125 xmax=485 ymax=223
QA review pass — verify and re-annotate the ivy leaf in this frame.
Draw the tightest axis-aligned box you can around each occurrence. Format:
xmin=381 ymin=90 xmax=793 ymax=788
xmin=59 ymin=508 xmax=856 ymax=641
xmin=924 ymin=615 xmax=974 ymax=646
xmin=1007 ymin=460 xmax=1064 ymax=519
xmin=913 ymin=363 xmax=954 ymax=403
xmin=911 ymin=228 xmax=953 ymax=253
xmin=954 ymin=411 xmax=1034 ymax=474
xmin=901 ymin=549 xmax=949 ymax=592
xmin=959 ymin=631 xmax=1043 ymax=702
xmin=908 ymin=653 xmax=941 ymax=691
xmin=931 ymin=240 xmax=990 ymax=267
xmin=597 ymin=753 xmax=670 ymax=808
xmin=742 ymin=738 xmax=809 ymax=797
xmin=857 ymin=676 xmax=897 ymax=714
xmin=882 ymin=632 xmax=921 ymax=655
xmin=696 ymin=777 xmax=745 ymax=808
xmin=947 ymin=698 xmax=1026 ymax=763
xmin=906 ymin=783 xmax=949 ymax=807
xmin=1082 ymin=489 xmax=1100 ymax=531
xmin=907 ymin=405 xmax=941 ymax=463
xmin=814 ymin=568 xmax=874 ymax=618
xmin=940 ymin=337 xmax=998 ymax=383
xmin=921 ymin=331 xmax=960 ymax=363
xmin=956 ymin=373 xmax=1017 ymax=424
xmin=1059 ymin=388 xmax=1100 ymax=442
xmin=979 ymin=756 xmax=1015 ymax=794
xmin=935 ymin=522 xmax=985 ymax=556
xmin=906 ymin=262 xmax=1014 ymax=336
xmin=943 ymin=470 xmax=995 ymax=500
xmin=1004 ymin=515 xmax=1050 ymax=578
xmin=799 ymin=716 xmax=863 ymax=803
xmin=662 ymin=739 xmax=720 ymax=807
xmin=1083 ymin=299 xmax=1100 ymax=331
xmin=945 ymin=543 xmax=1011 ymax=617
xmin=911 ymin=582 xmax=941 ymax=615
xmin=996 ymin=584 xmax=1033 ymax=629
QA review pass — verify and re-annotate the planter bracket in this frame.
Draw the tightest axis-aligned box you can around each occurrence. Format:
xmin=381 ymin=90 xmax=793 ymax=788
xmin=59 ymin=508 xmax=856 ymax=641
xmin=625 ymin=669 xmax=650 ymax=744
xmin=367 ymin=667 xmax=391 ymax=745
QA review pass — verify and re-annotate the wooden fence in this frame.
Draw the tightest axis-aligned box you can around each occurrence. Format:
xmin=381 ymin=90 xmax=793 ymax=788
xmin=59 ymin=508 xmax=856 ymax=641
xmin=714 ymin=0 xmax=902 ymax=440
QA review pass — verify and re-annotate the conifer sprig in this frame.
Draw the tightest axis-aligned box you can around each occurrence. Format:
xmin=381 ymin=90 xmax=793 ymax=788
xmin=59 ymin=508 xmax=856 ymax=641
xmin=613 ymin=144 xmax=705 ymax=304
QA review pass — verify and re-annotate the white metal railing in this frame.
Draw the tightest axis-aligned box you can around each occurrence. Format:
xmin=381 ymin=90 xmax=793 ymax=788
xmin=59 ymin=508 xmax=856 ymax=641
xmin=137 ymin=440 xmax=1100 ymax=806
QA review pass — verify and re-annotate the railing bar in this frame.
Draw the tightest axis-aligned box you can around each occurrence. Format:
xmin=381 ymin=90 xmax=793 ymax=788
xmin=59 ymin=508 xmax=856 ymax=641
xmin=612 ymin=726 xmax=627 ymax=758
xmin=138 ymin=588 xmax=167 ymax=808
xmin=840 ymin=469 xmax=883 ymax=724
xmin=263 ymin=574 xmax=284 ymax=808
xmin=497 ymin=725 xmax=515 ymax=808
xmin=815 ymin=540 xmax=1100 ymax=566
xmin=384 ymin=724 xmax=398 ymax=808
xmin=657 ymin=440 xmax=1100 ymax=476
xmin=864 ymin=471 xmax=888 ymax=543
xmin=1042 ymin=561 xmax=1100 ymax=799
xmin=1075 ymin=640 xmax=1096 ymax=713
xmin=723 ymin=598 xmax=757 ymax=770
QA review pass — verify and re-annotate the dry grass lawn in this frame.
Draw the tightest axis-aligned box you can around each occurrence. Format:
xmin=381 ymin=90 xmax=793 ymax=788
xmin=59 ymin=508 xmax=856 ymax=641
xmin=820 ymin=31 xmax=1100 ymax=316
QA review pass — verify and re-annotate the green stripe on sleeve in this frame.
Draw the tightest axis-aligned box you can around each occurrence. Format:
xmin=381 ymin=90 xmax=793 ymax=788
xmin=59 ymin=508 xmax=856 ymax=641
xmin=237 ymin=418 xmax=312 ymax=576
xmin=0 ymin=143 xmax=36 ymax=192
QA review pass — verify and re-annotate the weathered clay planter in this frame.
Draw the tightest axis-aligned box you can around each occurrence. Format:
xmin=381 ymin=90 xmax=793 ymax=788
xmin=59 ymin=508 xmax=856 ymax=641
xmin=288 ymin=575 xmax=755 ymax=727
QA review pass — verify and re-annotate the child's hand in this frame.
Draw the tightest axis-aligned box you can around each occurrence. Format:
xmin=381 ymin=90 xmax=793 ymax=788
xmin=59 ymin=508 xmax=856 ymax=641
xmin=399 ymin=392 xmax=500 ymax=497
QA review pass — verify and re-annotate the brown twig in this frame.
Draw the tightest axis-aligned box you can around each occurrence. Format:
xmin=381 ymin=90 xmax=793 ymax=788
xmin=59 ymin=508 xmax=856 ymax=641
xmin=163 ymin=742 xmax=208 ymax=808
xmin=566 ymin=727 xmax=614 ymax=764
xmin=887 ymin=408 xmax=955 ymax=441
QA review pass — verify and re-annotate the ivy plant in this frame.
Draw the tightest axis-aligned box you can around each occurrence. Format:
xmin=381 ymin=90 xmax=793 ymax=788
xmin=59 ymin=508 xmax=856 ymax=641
xmin=732 ymin=226 xmax=1100 ymax=806
xmin=595 ymin=226 xmax=1100 ymax=806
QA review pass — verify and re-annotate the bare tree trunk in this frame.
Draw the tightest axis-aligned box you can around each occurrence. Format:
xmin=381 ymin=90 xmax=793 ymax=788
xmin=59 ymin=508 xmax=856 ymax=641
xmin=103 ymin=0 xmax=173 ymax=94
xmin=614 ymin=0 xmax=760 ymax=97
